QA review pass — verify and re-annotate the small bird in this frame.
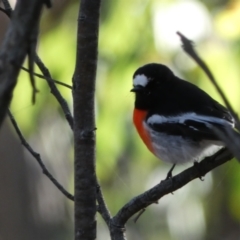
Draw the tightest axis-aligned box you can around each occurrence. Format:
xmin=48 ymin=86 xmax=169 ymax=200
xmin=131 ymin=63 xmax=234 ymax=175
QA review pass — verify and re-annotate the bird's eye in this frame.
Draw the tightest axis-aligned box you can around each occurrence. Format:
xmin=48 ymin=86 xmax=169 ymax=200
xmin=144 ymin=90 xmax=151 ymax=96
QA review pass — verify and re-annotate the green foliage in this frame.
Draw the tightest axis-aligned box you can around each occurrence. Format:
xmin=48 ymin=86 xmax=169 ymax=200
xmin=11 ymin=0 xmax=240 ymax=239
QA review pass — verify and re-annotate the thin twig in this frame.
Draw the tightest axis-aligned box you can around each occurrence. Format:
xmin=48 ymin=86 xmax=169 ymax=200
xmin=21 ymin=66 xmax=72 ymax=89
xmin=8 ymin=110 xmax=74 ymax=201
xmin=176 ymin=31 xmax=240 ymax=130
xmin=96 ymin=183 xmax=112 ymax=226
xmin=35 ymin=55 xmax=74 ymax=130
xmin=43 ymin=0 xmax=52 ymax=8
xmin=1 ymin=0 xmax=12 ymax=16
xmin=0 ymin=7 xmax=10 ymax=16
xmin=27 ymin=17 xmax=39 ymax=104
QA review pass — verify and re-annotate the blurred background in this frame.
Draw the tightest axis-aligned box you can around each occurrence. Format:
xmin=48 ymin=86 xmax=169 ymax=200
xmin=0 ymin=0 xmax=240 ymax=239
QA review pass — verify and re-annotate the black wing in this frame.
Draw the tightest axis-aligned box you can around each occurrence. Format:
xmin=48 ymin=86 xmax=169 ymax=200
xmin=151 ymin=76 xmax=234 ymax=126
xmin=147 ymin=115 xmax=233 ymax=142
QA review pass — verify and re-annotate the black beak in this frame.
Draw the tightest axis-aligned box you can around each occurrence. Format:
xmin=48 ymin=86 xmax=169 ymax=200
xmin=130 ymin=85 xmax=144 ymax=92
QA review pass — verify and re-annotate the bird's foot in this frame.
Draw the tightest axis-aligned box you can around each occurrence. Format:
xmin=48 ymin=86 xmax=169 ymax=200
xmin=165 ymin=164 xmax=176 ymax=180
xmin=193 ymin=161 xmax=204 ymax=181
xmin=160 ymin=164 xmax=176 ymax=194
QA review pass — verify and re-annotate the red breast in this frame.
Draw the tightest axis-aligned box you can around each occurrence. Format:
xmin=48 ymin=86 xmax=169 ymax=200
xmin=133 ymin=109 xmax=155 ymax=154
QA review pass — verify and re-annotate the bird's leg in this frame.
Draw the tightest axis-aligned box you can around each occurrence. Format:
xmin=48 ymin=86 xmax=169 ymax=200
xmin=165 ymin=164 xmax=176 ymax=180
xmin=193 ymin=160 xmax=204 ymax=181
xmin=133 ymin=208 xmax=146 ymax=223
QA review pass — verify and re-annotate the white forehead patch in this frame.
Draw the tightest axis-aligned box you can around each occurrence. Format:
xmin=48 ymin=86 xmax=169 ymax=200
xmin=133 ymin=74 xmax=149 ymax=87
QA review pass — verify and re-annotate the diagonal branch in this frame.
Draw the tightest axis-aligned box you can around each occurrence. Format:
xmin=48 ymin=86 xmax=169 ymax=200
xmin=8 ymin=110 xmax=74 ymax=201
xmin=27 ymin=13 xmax=39 ymax=104
xmin=0 ymin=0 xmax=44 ymax=127
xmin=8 ymin=110 xmax=114 ymax=217
xmin=96 ymin=183 xmax=112 ymax=226
xmin=0 ymin=6 xmax=11 ymax=16
xmin=176 ymin=31 xmax=240 ymax=130
xmin=1 ymin=0 xmax=12 ymax=16
xmin=110 ymin=148 xmax=233 ymax=237
xmin=34 ymin=55 xmax=74 ymax=130
xmin=21 ymin=66 xmax=72 ymax=89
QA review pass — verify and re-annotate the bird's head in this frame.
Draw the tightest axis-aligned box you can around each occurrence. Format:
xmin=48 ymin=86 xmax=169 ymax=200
xmin=131 ymin=63 xmax=174 ymax=109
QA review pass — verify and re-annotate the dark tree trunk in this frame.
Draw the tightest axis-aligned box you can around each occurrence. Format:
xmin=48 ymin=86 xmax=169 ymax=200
xmin=73 ymin=0 xmax=101 ymax=239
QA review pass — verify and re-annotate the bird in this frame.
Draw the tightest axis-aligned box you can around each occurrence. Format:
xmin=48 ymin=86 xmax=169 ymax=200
xmin=131 ymin=63 xmax=234 ymax=177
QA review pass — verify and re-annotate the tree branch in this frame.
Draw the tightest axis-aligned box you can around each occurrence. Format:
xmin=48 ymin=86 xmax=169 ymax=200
xmin=1 ymin=0 xmax=74 ymax=130
xmin=8 ymin=110 xmax=74 ymax=201
xmin=110 ymin=148 xmax=233 ymax=239
xmin=73 ymin=0 xmax=101 ymax=239
xmin=176 ymin=31 xmax=240 ymax=130
xmin=21 ymin=66 xmax=72 ymax=89
xmin=0 ymin=0 xmax=44 ymax=127
xmin=96 ymin=183 xmax=112 ymax=225
xmin=27 ymin=14 xmax=39 ymax=104
xmin=34 ymin=55 xmax=74 ymax=130
xmin=1 ymin=0 xmax=12 ymax=16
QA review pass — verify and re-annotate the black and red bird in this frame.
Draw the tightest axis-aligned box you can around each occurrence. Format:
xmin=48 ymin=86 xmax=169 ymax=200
xmin=131 ymin=63 xmax=234 ymax=167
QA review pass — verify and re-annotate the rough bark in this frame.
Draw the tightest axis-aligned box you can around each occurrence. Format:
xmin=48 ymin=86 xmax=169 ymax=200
xmin=73 ymin=0 xmax=101 ymax=239
xmin=0 ymin=0 xmax=44 ymax=127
